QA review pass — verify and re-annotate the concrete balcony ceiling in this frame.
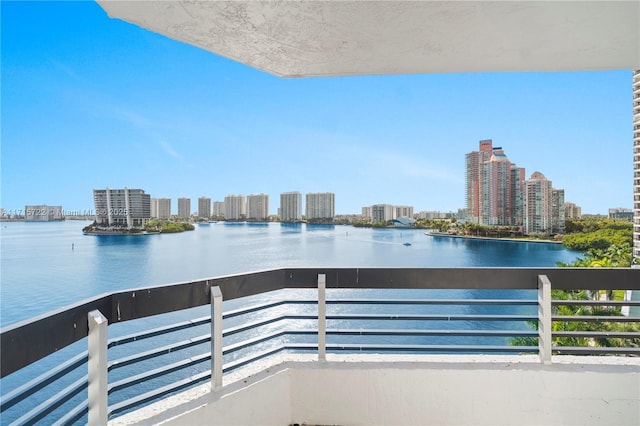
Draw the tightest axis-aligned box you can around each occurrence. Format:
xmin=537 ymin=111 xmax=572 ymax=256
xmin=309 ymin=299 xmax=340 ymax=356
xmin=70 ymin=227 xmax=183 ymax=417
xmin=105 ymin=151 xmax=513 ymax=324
xmin=97 ymin=0 xmax=640 ymax=77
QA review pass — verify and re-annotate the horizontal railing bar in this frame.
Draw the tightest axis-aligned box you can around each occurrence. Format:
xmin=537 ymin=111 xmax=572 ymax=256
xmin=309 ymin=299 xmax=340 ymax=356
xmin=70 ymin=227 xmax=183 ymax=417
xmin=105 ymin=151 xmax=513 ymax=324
xmin=9 ymin=375 xmax=87 ymax=426
xmin=553 ymin=300 xmax=640 ymax=306
xmin=553 ymin=346 xmax=640 ymax=355
xmin=226 ymin=328 xmax=540 ymax=340
xmin=227 ymin=298 xmax=538 ymax=307
xmin=108 ymin=316 xmax=211 ymax=348
xmin=323 ymin=343 xmax=538 ymax=353
xmin=108 ymin=353 xmax=210 ymax=395
xmin=553 ymin=331 xmax=640 ymax=338
xmin=222 ymin=298 xmax=537 ymax=320
xmin=0 ymin=351 xmax=87 ymax=412
xmin=223 ymin=299 xmax=477 ymax=320
xmin=326 ymin=314 xmax=537 ymax=321
xmin=108 ymin=371 xmax=210 ymax=418
xmin=223 ymin=316 xmax=289 ymax=337
xmin=223 ymin=330 xmax=286 ymax=355
xmin=326 ymin=329 xmax=538 ymax=337
xmin=224 ymin=326 xmax=544 ymax=357
xmin=108 ymin=334 xmax=210 ymax=371
xmin=553 ymin=316 xmax=640 ymax=323
xmin=325 ymin=299 xmax=537 ymax=306
xmin=51 ymin=399 xmax=88 ymax=426
xmin=223 ymin=300 xmax=289 ymax=319
xmin=3 ymin=267 xmax=638 ymax=378
xmin=222 ymin=340 xmax=543 ymax=374
xmin=223 ymin=346 xmax=287 ymax=373
xmin=280 ymin=343 xmax=539 ymax=354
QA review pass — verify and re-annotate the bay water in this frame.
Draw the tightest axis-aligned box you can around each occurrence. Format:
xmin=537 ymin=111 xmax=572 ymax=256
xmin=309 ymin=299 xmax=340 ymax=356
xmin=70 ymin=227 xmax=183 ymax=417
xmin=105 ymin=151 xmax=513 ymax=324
xmin=0 ymin=220 xmax=578 ymax=327
xmin=0 ymin=221 xmax=580 ymax=423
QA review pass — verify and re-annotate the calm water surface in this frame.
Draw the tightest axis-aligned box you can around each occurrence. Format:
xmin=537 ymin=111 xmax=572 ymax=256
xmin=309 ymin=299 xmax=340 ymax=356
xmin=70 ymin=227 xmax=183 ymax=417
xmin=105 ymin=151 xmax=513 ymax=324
xmin=0 ymin=220 xmax=581 ymax=423
xmin=1 ymin=220 xmax=579 ymax=327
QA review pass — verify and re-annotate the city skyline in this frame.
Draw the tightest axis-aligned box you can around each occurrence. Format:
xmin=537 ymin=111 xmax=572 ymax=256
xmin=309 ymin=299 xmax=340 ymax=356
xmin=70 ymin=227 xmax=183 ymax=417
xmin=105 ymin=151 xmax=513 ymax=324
xmin=1 ymin=1 xmax=635 ymax=216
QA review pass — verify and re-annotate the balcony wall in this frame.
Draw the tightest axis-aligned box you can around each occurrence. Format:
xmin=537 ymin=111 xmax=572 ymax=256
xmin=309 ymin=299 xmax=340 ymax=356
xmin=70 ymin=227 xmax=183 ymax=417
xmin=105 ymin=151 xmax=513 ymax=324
xmin=113 ymin=355 xmax=639 ymax=426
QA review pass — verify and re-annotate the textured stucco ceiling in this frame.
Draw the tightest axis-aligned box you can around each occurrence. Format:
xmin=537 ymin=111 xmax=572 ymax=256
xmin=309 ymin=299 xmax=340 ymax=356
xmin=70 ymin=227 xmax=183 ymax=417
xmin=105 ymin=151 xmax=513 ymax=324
xmin=97 ymin=0 xmax=640 ymax=77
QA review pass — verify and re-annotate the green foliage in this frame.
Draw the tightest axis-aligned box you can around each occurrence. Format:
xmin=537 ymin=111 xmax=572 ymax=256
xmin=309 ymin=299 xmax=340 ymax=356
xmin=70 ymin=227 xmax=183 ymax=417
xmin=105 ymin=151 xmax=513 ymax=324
xmin=427 ymin=219 xmax=452 ymax=232
xmin=352 ymin=220 xmax=372 ymax=228
xmin=513 ymin=240 xmax=637 ymax=350
xmin=352 ymin=220 xmax=388 ymax=228
xmin=307 ymin=217 xmax=335 ymax=224
xmin=562 ymin=228 xmax=632 ymax=251
xmin=557 ymin=243 xmax=633 ymax=268
xmin=144 ymin=220 xmax=194 ymax=233
xmin=562 ymin=218 xmax=632 ymax=251
xmin=512 ymin=288 xmax=640 ymax=348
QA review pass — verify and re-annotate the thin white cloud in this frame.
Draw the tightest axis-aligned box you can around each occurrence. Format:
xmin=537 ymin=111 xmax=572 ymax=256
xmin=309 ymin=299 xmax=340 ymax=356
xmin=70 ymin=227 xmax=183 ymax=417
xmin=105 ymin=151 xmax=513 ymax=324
xmin=116 ymin=109 xmax=154 ymax=128
xmin=48 ymin=58 xmax=82 ymax=82
xmin=160 ymin=140 xmax=182 ymax=160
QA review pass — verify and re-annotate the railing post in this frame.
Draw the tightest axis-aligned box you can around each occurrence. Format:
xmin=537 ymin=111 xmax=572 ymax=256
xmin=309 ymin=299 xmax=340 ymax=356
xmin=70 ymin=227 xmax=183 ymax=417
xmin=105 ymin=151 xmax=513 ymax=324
xmin=87 ymin=310 xmax=108 ymax=426
xmin=318 ymin=273 xmax=326 ymax=362
xmin=211 ymin=286 xmax=223 ymax=390
xmin=538 ymin=275 xmax=552 ymax=365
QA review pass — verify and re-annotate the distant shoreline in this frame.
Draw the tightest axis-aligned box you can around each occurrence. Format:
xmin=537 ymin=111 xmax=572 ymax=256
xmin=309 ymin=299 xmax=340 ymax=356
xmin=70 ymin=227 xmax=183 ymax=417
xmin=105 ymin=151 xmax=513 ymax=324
xmin=83 ymin=229 xmax=160 ymax=236
xmin=425 ymin=231 xmax=563 ymax=245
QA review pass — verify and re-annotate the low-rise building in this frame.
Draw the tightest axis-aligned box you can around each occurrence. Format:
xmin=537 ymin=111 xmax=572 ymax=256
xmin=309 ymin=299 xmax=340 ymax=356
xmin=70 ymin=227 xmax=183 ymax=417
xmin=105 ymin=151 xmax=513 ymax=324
xmin=609 ymin=207 xmax=634 ymax=221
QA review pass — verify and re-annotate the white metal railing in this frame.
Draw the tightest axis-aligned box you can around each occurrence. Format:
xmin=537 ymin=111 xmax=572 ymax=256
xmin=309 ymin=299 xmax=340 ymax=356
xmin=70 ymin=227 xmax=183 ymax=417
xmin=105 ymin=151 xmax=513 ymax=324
xmin=1 ymin=267 xmax=639 ymax=425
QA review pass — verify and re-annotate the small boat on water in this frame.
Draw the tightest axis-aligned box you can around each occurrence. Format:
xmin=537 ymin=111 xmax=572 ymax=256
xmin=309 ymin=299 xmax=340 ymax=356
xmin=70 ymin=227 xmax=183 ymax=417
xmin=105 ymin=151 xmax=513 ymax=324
xmin=403 ymin=242 xmax=411 ymax=246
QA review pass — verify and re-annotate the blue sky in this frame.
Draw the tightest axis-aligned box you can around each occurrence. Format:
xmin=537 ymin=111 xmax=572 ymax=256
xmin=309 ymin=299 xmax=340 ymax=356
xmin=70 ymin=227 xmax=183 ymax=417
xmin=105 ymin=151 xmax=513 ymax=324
xmin=1 ymin=1 xmax=634 ymax=215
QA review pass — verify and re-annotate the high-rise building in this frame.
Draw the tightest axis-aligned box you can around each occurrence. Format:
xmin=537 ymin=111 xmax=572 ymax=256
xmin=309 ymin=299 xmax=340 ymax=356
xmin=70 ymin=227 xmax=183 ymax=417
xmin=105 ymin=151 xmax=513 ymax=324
xmin=524 ymin=172 xmax=553 ymax=234
xmin=418 ymin=210 xmax=446 ymax=220
xmin=306 ymin=192 xmax=335 ymax=222
xmin=93 ymin=188 xmax=150 ymax=228
xmin=157 ymin=198 xmax=171 ymax=219
xmin=224 ymin=195 xmax=246 ymax=220
xmin=178 ymin=198 xmax=191 ymax=219
xmin=247 ymin=194 xmax=269 ymax=221
xmin=551 ymin=189 xmax=565 ymax=234
xmin=482 ymin=148 xmax=512 ymax=225
xmin=510 ymin=165 xmax=526 ymax=227
xmin=280 ymin=191 xmax=302 ymax=222
xmin=198 ymin=196 xmax=211 ymax=219
xmin=465 ymin=139 xmax=495 ymax=224
xmin=372 ymin=204 xmax=395 ymax=223
xmin=466 ymin=140 xmax=524 ymax=226
xmin=362 ymin=206 xmax=372 ymax=219
xmin=564 ymin=202 xmax=582 ymax=219
xmin=395 ymin=205 xmax=414 ymax=219
xmin=150 ymin=198 xmax=158 ymax=218
xmin=633 ymin=70 xmax=640 ymax=261
xmin=213 ymin=201 xmax=224 ymax=217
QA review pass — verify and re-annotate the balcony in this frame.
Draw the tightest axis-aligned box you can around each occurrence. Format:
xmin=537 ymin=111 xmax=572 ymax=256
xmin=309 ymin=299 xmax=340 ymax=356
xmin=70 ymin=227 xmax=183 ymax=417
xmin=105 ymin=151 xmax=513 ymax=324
xmin=2 ymin=1 xmax=638 ymax=424
xmin=1 ymin=267 xmax=639 ymax=425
